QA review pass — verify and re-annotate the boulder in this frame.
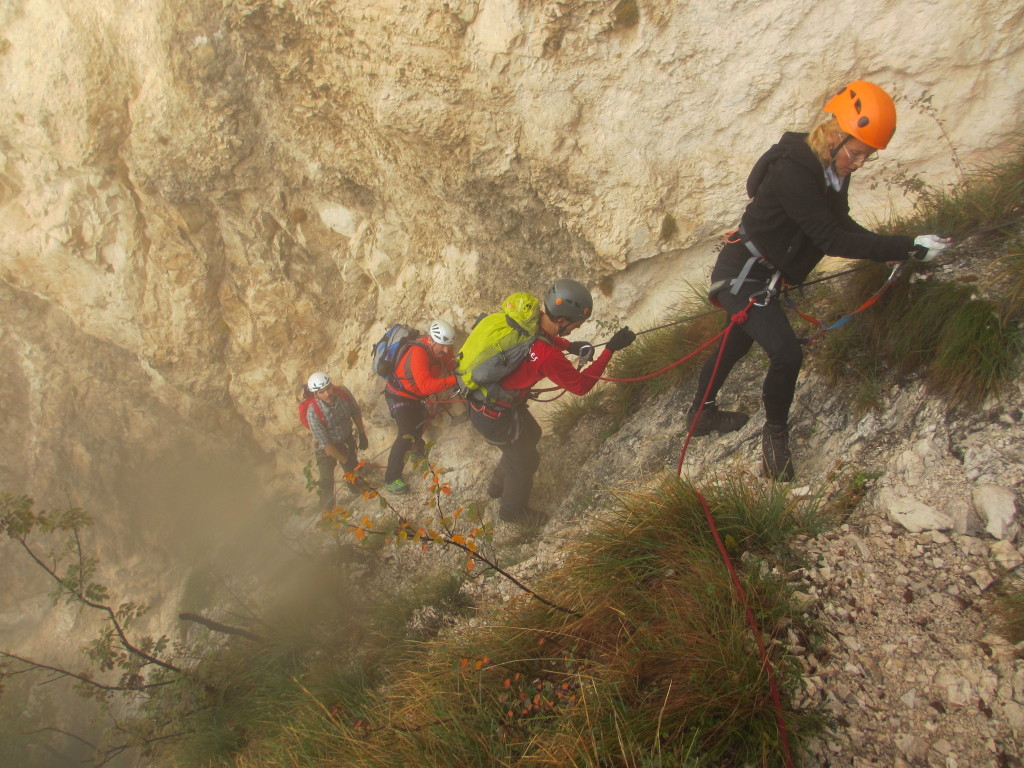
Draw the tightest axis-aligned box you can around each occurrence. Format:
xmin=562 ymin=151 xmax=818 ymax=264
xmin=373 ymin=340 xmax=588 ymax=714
xmin=973 ymin=484 xmax=1019 ymax=541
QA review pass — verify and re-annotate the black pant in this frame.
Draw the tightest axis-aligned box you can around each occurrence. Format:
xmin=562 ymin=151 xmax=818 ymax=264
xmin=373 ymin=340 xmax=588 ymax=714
xmin=316 ymin=438 xmax=357 ymax=511
xmin=691 ymin=288 xmax=803 ymax=426
xmin=385 ymin=392 xmax=428 ymax=483
xmin=469 ymin=404 xmax=542 ymax=518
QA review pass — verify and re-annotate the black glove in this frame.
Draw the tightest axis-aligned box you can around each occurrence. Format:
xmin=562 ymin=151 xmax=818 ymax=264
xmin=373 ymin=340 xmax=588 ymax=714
xmin=358 ymin=431 xmax=368 ymax=451
xmin=566 ymin=340 xmax=596 ymax=363
xmin=606 ymin=327 xmax=636 ymax=352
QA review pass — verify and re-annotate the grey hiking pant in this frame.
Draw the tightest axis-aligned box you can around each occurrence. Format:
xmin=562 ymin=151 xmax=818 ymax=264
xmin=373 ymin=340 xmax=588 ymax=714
xmin=469 ymin=403 xmax=542 ymax=518
xmin=384 ymin=391 xmax=428 ymax=483
xmin=316 ymin=438 xmax=357 ymax=511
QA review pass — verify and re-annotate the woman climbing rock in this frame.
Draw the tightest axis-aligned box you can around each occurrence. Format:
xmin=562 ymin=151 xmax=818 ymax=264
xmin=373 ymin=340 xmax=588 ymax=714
xmin=686 ymin=81 xmax=951 ymax=480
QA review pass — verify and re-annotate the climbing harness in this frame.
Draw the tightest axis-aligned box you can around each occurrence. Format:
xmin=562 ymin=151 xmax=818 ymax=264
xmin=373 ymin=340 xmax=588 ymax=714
xmin=712 ymin=225 xmax=788 ymax=308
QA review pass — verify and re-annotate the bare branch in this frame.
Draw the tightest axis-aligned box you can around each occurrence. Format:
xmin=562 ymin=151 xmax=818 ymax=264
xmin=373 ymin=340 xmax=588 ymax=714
xmin=0 ymin=651 xmax=164 ymax=693
xmin=92 ymin=729 xmax=190 ymax=768
xmin=22 ymin=726 xmax=96 ymax=749
xmin=13 ymin=535 xmax=183 ymax=675
xmin=178 ymin=613 xmax=264 ymax=643
xmin=73 ymin=526 xmax=86 ymax=602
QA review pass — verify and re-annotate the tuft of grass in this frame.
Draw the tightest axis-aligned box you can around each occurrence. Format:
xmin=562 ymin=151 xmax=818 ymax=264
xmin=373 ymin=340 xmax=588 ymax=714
xmin=928 ymin=295 xmax=1022 ymax=407
xmin=987 ymin=233 xmax=1024 ymax=318
xmin=549 ymin=389 xmax=611 ymax=439
xmin=820 ymin=468 xmax=882 ymax=523
xmin=881 ymin=141 xmax=1024 ymax=239
xmin=810 ymin=264 xmax=1022 ymax=409
xmin=215 ymin=474 xmax=828 ymax=768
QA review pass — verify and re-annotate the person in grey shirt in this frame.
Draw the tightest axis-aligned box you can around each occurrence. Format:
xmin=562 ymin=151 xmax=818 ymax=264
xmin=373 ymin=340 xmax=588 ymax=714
xmin=303 ymin=371 xmax=368 ymax=511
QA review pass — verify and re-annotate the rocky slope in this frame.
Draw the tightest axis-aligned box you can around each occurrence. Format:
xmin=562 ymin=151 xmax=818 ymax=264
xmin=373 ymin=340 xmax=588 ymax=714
xmin=1 ymin=0 xmax=1023 ymax=762
xmin=402 ymin=250 xmax=1024 ymax=767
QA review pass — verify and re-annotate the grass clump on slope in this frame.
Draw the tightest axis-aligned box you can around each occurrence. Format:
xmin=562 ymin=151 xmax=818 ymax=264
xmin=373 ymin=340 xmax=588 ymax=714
xmin=208 ymin=474 xmax=828 ymax=768
xmin=811 ymin=139 xmax=1024 ymax=410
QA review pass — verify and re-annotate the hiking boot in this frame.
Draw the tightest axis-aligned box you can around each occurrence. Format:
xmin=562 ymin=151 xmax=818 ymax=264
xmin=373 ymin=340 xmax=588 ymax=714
xmin=687 ymin=403 xmax=749 ymax=437
xmin=499 ymin=507 xmax=548 ymax=528
xmin=761 ymin=423 xmax=795 ymax=481
xmin=385 ymin=478 xmax=410 ymax=495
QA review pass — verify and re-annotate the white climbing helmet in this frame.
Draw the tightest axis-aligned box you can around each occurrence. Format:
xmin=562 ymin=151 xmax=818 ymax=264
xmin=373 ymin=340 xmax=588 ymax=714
xmin=429 ymin=319 xmax=456 ymax=346
xmin=307 ymin=371 xmax=331 ymax=393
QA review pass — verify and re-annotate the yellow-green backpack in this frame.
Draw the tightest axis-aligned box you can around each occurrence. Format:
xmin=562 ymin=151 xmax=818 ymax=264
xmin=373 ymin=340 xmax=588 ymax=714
xmin=455 ymin=292 xmax=542 ymax=407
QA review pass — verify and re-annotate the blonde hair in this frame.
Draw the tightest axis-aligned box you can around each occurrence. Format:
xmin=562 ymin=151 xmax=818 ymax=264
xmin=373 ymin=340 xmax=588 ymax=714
xmin=806 ymin=117 xmax=840 ymax=167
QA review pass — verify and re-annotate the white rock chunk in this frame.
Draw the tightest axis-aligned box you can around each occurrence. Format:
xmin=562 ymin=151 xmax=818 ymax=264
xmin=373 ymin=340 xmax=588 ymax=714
xmin=973 ymin=484 xmax=1019 ymax=541
xmin=879 ymin=489 xmax=953 ymax=532
xmin=990 ymin=540 xmax=1024 ymax=571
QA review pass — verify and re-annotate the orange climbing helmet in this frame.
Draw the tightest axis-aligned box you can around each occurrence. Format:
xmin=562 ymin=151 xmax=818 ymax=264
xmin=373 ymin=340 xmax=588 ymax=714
xmin=824 ymin=80 xmax=897 ymax=150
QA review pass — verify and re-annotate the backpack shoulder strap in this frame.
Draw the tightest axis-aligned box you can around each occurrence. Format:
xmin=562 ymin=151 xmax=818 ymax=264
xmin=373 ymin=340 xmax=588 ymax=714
xmin=392 ymin=340 xmax=430 ymax=390
xmin=310 ymin=397 xmax=325 ymax=424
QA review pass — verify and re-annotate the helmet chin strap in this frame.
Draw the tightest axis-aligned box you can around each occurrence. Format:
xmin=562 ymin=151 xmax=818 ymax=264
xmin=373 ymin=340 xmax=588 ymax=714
xmin=830 ymin=133 xmax=854 ymax=162
xmin=824 ymin=133 xmax=854 ymax=190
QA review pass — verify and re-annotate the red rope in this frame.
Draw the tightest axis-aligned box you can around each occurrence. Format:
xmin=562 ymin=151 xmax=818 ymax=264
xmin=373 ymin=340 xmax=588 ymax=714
xmin=798 ymin=262 xmax=907 ymax=346
xmin=561 ymin=322 xmax=736 ymax=388
xmin=676 ymin=300 xmax=796 ymax=768
xmin=694 ymin=490 xmax=795 ymax=765
xmin=529 ymin=266 xmax=906 ymax=766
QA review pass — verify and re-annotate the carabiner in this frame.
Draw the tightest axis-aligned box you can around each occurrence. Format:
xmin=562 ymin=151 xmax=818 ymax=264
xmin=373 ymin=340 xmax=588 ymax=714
xmin=886 ymin=261 xmax=908 ymax=283
xmin=749 ymin=270 xmax=782 ymax=307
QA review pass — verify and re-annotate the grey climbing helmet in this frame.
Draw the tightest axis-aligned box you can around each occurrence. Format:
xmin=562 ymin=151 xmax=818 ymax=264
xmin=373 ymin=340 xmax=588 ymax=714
xmin=544 ymin=279 xmax=593 ymax=323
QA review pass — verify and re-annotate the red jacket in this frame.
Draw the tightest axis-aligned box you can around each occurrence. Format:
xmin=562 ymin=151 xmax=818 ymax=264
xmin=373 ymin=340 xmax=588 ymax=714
xmin=387 ymin=338 xmax=456 ymax=400
xmin=499 ymin=332 xmax=613 ymax=396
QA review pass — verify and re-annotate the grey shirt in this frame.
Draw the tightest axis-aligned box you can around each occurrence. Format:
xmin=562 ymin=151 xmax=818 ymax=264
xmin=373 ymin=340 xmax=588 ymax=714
xmin=308 ymin=387 xmax=360 ymax=452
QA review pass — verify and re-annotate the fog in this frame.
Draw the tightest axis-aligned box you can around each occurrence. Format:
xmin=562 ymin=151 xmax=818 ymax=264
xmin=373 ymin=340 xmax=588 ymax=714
xmin=0 ymin=419 xmax=287 ymax=766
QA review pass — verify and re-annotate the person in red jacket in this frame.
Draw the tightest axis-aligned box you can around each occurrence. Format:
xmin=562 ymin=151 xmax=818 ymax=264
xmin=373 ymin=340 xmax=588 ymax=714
xmin=383 ymin=319 xmax=458 ymax=494
xmin=468 ymin=279 xmax=636 ymax=526
xmin=685 ymin=81 xmax=951 ymax=480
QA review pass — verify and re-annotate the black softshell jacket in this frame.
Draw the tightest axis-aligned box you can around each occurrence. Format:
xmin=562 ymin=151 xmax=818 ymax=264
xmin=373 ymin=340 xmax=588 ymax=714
xmin=720 ymin=132 xmax=916 ymax=284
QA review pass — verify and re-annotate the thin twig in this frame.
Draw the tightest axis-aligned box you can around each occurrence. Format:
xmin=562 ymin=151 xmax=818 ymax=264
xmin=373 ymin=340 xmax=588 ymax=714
xmin=14 ymin=536 xmax=183 ymax=675
xmin=0 ymin=651 xmax=166 ymax=693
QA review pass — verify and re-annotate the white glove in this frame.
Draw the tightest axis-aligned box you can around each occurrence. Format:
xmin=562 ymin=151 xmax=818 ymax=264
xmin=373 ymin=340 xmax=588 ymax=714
xmin=913 ymin=235 xmax=952 ymax=262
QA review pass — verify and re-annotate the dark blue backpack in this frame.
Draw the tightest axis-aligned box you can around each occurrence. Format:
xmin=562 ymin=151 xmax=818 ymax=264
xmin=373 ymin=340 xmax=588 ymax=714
xmin=371 ymin=324 xmax=424 ymax=381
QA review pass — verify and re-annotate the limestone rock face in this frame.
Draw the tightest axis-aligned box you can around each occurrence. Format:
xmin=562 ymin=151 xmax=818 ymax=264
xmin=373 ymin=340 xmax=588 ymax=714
xmin=0 ymin=0 xmax=1022 ymax=671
